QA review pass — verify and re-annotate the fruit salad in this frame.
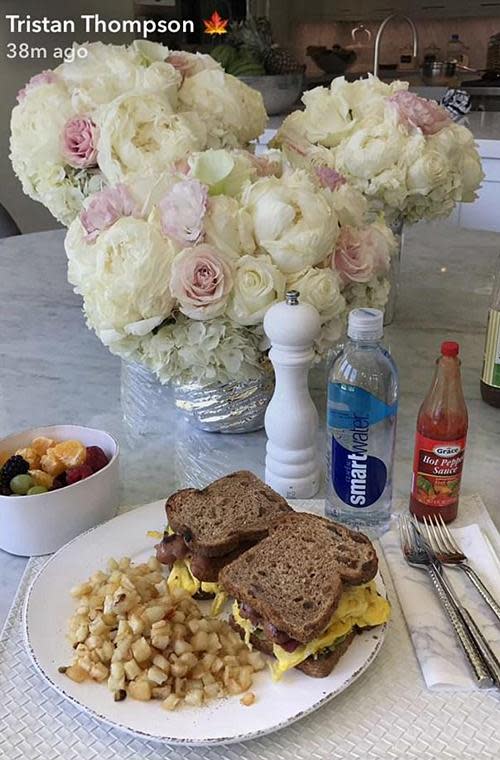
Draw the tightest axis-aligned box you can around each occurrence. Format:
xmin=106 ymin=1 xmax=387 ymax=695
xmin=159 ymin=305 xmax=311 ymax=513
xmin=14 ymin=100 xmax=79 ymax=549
xmin=0 ymin=437 xmax=110 ymax=496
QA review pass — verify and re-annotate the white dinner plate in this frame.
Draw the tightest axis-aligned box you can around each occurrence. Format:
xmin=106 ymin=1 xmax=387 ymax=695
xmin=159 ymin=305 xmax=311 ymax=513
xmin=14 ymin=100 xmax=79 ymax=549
xmin=23 ymin=500 xmax=388 ymax=746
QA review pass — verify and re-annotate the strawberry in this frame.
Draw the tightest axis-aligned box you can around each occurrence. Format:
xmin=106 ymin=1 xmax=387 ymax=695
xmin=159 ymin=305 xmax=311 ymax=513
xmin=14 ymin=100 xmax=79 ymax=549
xmin=85 ymin=446 xmax=109 ymax=473
xmin=66 ymin=464 xmax=93 ymax=485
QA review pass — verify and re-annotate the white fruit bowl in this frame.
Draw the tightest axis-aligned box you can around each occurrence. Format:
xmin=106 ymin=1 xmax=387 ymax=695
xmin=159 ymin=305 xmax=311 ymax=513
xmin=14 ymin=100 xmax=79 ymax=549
xmin=0 ymin=425 xmax=119 ymax=557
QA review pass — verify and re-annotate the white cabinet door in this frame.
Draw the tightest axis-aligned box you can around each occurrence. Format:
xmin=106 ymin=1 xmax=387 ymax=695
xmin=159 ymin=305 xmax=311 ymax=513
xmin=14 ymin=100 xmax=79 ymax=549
xmin=459 ymin=182 xmax=500 ymax=232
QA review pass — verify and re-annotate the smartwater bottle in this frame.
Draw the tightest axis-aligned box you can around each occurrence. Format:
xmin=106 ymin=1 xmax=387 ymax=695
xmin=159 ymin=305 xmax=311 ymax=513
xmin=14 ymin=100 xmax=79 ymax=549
xmin=325 ymin=308 xmax=399 ymax=536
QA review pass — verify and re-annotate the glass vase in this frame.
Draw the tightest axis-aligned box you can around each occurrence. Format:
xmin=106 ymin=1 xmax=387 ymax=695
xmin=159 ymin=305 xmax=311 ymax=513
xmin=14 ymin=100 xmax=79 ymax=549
xmin=384 ymin=216 xmax=404 ymax=326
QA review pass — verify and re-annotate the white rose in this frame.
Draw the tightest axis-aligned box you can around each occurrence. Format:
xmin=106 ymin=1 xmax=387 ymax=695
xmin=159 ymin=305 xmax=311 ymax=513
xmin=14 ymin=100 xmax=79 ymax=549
xmin=242 ymin=170 xmax=339 ymax=274
xmin=178 ymin=69 xmax=267 ymax=145
xmin=204 ymin=196 xmax=255 ymax=259
xmin=460 ymin=152 xmax=484 ymax=201
xmin=406 ymin=147 xmax=450 ymax=195
xmin=96 ymin=93 xmax=207 ymax=184
xmin=65 ymin=216 xmax=175 ymax=336
xmin=227 ymin=254 xmax=285 ymax=326
xmin=287 ymin=267 xmax=345 ymax=323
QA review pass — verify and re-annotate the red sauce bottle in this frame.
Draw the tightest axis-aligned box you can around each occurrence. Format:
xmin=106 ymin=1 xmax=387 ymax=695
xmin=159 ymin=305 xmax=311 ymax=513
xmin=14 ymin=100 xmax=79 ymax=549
xmin=409 ymin=341 xmax=468 ymax=523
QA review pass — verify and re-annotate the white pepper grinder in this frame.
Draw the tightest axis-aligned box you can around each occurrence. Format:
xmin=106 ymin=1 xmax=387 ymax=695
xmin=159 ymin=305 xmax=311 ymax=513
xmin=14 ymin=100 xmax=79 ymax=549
xmin=263 ymin=290 xmax=321 ymax=498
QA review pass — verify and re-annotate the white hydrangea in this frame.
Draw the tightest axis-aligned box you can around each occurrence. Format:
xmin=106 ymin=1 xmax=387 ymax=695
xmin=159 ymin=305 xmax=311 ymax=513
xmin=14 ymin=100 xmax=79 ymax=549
xmin=140 ymin=316 xmax=264 ymax=386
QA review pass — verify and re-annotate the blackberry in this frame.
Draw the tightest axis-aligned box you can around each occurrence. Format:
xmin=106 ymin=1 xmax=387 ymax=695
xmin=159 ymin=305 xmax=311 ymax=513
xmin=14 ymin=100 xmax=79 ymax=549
xmin=0 ymin=455 xmax=30 ymax=490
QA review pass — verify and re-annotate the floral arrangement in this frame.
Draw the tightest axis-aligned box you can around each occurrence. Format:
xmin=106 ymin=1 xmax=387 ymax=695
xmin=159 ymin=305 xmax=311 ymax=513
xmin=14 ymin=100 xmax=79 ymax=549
xmin=10 ymin=41 xmax=267 ymax=225
xmin=273 ymin=75 xmax=484 ymax=223
xmin=65 ymin=148 xmax=397 ymax=386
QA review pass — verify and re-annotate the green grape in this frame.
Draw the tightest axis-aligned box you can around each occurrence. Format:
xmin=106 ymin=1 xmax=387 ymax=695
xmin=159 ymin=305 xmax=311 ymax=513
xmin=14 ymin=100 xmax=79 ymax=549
xmin=27 ymin=485 xmax=48 ymax=495
xmin=10 ymin=474 xmax=34 ymax=495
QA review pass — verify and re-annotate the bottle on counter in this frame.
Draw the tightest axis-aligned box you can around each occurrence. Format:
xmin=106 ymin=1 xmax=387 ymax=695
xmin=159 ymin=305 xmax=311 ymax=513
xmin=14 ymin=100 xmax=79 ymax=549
xmin=447 ymin=33 xmax=469 ymax=66
xmin=410 ymin=341 xmax=468 ymax=524
xmin=480 ymin=255 xmax=500 ymax=407
xmin=325 ymin=308 xmax=399 ymax=536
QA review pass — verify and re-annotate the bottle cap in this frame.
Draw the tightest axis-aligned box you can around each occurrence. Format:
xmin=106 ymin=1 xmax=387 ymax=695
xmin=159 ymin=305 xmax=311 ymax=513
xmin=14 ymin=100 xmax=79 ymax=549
xmin=347 ymin=308 xmax=384 ymax=340
xmin=441 ymin=340 xmax=459 ymax=357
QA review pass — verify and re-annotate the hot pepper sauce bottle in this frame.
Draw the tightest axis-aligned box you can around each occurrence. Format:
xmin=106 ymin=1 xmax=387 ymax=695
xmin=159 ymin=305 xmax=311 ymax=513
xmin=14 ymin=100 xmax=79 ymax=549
xmin=410 ymin=341 xmax=468 ymax=523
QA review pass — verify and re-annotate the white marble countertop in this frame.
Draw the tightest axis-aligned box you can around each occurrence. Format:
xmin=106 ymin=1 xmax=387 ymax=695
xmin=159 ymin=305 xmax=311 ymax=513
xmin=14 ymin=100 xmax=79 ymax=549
xmin=1 ymin=221 xmax=500 ymax=628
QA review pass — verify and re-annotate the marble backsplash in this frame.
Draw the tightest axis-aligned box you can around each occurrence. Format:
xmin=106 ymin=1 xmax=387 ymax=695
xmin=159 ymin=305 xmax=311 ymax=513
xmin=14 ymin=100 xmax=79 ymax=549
xmin=294 ymin=16 xmax=500 ymax=76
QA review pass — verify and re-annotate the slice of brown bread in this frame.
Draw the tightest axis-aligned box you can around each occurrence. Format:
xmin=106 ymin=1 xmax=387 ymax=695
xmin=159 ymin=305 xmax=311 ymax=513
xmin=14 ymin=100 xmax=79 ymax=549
xmin=229 ymin=618 xmax=355 ymax=678
xmin=166 ymin=471 xmax=292 ymax=558
xmin=219 ymin=513 xmax=378 ymax=643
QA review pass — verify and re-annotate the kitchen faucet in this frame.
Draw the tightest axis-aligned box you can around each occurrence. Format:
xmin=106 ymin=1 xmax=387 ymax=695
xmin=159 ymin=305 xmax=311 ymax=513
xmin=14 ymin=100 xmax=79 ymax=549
xmin=373 ymin=14 xmax=418 ymax=77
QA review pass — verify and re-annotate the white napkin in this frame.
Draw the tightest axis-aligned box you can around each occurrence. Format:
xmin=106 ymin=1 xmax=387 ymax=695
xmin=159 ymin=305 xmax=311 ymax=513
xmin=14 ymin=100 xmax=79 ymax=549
xmin=381 ymin=522 xmax=500 ymax=690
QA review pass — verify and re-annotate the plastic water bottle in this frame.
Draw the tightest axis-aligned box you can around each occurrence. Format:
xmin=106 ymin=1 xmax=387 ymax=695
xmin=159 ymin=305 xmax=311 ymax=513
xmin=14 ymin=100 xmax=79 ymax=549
xmin=325 ymin=308 xmax=399 ymax=536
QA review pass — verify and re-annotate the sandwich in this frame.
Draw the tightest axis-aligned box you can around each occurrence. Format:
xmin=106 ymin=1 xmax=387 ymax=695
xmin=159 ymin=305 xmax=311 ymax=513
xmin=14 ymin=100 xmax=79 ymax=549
xmin=156 ymin=471 xmax=293 ymax=610
xmin=219 ymin=512 xmax=390 ymax=678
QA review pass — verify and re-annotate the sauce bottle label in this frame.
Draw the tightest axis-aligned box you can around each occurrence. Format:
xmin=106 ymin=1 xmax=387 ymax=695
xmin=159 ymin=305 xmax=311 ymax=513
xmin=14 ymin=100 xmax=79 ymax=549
xmin=411 ymin=433 xmax=466 ymax=508
xmin=328 ymin=383 xmax=397 ymax=509
xmin=481 ymin=308 xmax=500 ymax=388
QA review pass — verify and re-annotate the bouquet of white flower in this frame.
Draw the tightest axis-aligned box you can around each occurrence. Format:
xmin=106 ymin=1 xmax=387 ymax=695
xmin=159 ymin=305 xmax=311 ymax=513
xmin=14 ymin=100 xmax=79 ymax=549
xmin=10 ymin=41 xmax=267 ymax=225
xmin=273 ymin=75 xmax=484 ymax=224
xmin=65 ymin=149 xmax=397 ymax=386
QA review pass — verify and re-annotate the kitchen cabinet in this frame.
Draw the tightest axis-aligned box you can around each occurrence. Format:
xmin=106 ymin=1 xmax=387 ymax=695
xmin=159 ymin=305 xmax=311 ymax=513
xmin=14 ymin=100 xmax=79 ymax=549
xmin=291 ymin=0 xmax=500 ymax=21
xmin=454 ymin=140 xmax=500 ymax=232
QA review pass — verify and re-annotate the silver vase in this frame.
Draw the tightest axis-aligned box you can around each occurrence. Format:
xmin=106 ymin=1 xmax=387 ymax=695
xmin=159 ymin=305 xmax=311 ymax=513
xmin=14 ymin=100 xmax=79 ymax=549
xmin=173 ymin=367 xmax=274 ymax=434
xmin=120 ymin=361 xmax=274 ymax=436
xmin=384 ymin=216 xmax=404 ymax=326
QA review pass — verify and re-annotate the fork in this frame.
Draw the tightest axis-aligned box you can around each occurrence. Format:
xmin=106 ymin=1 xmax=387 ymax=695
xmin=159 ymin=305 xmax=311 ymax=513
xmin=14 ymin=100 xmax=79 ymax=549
xmin=421 ymin=514 xmax=500 ymax=625
xmin=399 ymin=514 xmax=493 ymax=688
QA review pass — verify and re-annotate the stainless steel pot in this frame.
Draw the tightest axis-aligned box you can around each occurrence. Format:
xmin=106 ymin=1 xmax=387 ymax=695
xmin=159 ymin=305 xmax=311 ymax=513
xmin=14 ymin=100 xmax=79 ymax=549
xmin=421 ymin=61 xmax=456 ymax=85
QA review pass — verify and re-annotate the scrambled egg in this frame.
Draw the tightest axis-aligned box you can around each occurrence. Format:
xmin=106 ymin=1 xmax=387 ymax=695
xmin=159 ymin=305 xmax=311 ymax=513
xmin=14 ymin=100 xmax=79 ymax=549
xmin=167 ymin=559 xmax=227 ymax=616
xmin=232 ymin=581 xmax=390 ymax=679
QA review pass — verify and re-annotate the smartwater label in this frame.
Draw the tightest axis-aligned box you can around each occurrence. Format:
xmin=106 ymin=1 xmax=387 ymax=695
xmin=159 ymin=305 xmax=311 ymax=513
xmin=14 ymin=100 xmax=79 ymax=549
xmin=328 ymin=383 xmax=397 ymax=509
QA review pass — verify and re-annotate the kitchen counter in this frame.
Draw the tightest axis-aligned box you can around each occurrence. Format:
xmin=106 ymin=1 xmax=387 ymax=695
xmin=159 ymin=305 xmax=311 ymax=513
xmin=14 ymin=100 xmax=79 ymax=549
xmin=1 ymin=221 xmax=500 ymax=628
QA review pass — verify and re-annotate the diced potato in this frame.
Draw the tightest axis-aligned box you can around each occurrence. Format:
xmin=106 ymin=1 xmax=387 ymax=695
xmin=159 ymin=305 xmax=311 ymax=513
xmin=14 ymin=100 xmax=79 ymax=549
xmin=128 ymin=680 xmax=152 ymax=702
xmin=65 ymin=664 xmax=87 ymax=683
xmin=162 ymin=694 xmax=180 ymax=711
xmin=131 ymin=637 xmax=152 ymax=663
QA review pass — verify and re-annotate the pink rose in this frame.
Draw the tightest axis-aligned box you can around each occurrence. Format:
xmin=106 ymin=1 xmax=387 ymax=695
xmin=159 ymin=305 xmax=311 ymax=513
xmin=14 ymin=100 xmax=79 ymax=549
xmin=159 ymin=179 xmax=208 ymax=246
xmin=315 ymin=166 xmax=347 ymax=191
xmin=333 ymin=224 xmax=392 ymax=284
xmin=62 ymin=116 xmax=98 ymax=168
xmin=80 ymin=185 xmax=138 ymax=242
xmin=17 ymin=71 xmax=58 ymax=102
xmin=170 ymin=245 xmax=233 ymax=320
xmin=167 ymin=52 xmax=196 ymax=80
xmin=388 ymin=91 xmax=451 ymax=136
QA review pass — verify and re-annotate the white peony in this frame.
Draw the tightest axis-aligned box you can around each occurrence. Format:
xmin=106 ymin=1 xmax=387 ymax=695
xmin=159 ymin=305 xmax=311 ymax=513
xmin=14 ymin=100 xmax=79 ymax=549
xmin=57 ymin=42 xmax=180 ymax=112
xmin=300 ymin=86 xmax=354 ymax=147
xmin=178 ymin=69 xmax=267 ymax=146
xmin=204 ymin=196 xmax=255 ymax=259
xmin=242 ymin=170 xmax=339 ymax=274
xmin=65 ymin=216 xmax=175 ymax=339
xmin=96 ymin=93 xmax=207 ymax=184
xmin=227 ymin=254 xmax=285 ymax=326
xmin=334 ymin=117 xmax=421 ymax=180
xmin=286 ymin=267 xmax=345 ymax=323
